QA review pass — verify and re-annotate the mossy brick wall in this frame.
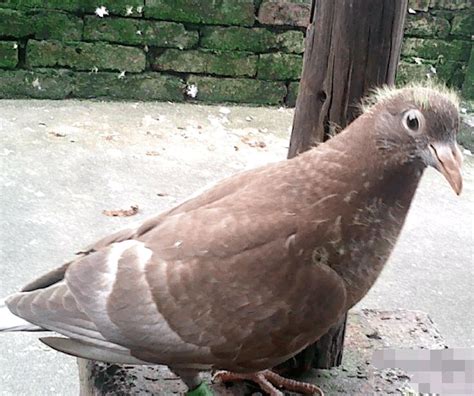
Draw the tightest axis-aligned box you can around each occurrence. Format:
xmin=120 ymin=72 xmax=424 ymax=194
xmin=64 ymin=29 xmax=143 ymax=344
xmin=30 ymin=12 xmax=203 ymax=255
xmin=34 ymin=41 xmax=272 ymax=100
xmin=398 ymin=0 xmax=473 ymax=101
xmin=0 ymin=0 xmax=472 ymax=106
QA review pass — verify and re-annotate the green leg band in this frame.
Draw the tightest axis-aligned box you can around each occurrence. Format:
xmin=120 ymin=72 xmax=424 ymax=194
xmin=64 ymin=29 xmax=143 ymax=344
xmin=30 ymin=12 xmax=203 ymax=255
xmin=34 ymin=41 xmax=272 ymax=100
xmin=187 ymin=382 xmax=214 ymax=396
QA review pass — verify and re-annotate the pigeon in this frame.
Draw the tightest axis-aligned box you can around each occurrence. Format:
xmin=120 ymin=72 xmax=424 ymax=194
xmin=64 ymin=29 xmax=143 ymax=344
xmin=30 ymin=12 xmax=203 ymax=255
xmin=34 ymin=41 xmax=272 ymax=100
xmin=0 ymin=84 xmax=463 ymax=396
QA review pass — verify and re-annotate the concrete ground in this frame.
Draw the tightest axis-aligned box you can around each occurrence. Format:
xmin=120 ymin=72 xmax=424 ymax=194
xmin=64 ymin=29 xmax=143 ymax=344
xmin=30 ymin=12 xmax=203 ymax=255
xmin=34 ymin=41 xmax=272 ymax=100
xmin=0 ymin=100 xmax=472 ymax=395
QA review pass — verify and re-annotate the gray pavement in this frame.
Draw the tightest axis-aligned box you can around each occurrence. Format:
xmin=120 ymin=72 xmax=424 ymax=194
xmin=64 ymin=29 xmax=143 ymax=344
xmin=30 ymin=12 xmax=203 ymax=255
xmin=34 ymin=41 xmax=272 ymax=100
xmin=0 ymin=100 xmax=472 ymax=395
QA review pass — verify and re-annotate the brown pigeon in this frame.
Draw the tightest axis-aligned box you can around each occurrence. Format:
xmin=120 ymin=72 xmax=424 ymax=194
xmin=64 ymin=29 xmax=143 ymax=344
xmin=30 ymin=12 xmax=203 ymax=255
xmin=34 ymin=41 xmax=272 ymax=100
xmin=0 ymin=84 xmax=463 ymax=396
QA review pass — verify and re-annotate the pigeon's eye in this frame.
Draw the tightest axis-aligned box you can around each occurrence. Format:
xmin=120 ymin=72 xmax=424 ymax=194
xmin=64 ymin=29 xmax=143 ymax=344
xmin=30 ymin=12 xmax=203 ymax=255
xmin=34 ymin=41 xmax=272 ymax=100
xmin=403 ymin=110 xmax=423 ymax=134
xmin=407 ymin=113 xmax=419 ymax=130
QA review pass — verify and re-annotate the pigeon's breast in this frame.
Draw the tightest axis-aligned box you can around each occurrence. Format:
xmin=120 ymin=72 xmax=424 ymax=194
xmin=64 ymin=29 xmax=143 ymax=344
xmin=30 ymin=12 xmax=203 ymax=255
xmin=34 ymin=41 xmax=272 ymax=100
xmin=325 ymin=195 xmax=410 ymax=308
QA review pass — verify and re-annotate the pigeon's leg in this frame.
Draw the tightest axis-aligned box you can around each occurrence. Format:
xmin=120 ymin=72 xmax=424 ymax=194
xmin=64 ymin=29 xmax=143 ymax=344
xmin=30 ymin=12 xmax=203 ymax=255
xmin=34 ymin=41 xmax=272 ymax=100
xmin=213 ymin=369 xmax=324 ymax=396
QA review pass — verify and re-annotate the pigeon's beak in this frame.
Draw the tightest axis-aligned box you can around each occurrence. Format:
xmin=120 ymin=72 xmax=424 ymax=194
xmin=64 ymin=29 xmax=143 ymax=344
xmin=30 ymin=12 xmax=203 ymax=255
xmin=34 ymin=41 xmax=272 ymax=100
xmin=429 ymin=141 xmax=463 ymax=195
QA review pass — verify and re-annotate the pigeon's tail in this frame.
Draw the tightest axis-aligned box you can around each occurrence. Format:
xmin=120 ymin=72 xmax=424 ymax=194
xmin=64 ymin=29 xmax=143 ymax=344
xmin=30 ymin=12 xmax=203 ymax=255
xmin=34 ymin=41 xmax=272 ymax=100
xmin=0 ymin=298 xmax=44 ymax=332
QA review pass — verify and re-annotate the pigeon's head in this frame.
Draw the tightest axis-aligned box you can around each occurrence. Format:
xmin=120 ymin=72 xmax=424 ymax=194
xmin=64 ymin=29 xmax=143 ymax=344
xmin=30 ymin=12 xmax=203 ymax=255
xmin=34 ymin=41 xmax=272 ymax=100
xmin=364 ymin=83 xmax=463 ymax=195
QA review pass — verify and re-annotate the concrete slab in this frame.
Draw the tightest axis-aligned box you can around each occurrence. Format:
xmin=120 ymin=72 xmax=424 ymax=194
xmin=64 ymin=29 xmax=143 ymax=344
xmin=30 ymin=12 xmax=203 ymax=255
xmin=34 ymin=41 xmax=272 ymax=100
xmin=0 ymin=100 xmax=472 ymax=395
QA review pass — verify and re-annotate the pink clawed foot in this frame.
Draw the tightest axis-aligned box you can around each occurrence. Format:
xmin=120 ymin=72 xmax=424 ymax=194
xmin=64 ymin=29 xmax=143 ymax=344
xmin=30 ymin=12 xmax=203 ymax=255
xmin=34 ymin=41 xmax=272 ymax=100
xmin=213 ymin=369 xmax=324 ymax=396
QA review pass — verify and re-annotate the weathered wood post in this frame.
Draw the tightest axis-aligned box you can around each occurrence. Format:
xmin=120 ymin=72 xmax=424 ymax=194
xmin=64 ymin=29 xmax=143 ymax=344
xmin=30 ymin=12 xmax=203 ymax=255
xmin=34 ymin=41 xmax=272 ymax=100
xmin=284 ymin=0 xmax=407 ymax=371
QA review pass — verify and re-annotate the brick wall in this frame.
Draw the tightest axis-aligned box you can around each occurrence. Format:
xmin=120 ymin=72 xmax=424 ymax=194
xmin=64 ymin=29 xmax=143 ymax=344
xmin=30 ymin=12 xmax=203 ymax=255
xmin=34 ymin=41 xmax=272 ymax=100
xmin=0 ymin=0 xmax=472 ymax=105
xmin=400 ymin=0 xmax=473 ymax=100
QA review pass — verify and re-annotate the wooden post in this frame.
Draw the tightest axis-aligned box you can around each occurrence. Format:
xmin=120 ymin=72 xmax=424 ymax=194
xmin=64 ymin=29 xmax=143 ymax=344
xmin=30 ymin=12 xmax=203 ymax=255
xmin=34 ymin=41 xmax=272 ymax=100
xmin=285 ymin=0 xmax=407 ymax=370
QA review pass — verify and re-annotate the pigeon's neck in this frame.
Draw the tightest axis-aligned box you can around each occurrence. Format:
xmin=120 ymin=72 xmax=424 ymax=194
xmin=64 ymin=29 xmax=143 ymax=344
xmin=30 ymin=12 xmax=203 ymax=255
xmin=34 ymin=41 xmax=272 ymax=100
xmin=300 ymin=120 xmax=425 ymax=308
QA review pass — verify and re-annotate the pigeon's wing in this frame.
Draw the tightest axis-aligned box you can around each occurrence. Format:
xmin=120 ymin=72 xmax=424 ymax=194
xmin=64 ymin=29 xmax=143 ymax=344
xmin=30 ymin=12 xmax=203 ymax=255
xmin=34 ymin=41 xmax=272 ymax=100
xmin=129 ymin=198 xmax=348 ymax=370
xmin=18 ymin=164 xmax=273 ymax=293
xmin=8 ymin=157 xmax=347 ymax=370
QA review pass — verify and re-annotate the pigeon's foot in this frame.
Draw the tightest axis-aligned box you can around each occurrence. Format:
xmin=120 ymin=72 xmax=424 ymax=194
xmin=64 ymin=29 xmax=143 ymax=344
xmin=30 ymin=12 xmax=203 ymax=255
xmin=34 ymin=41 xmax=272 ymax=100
xmin=213 ymin=369 xmax=323 ymax=396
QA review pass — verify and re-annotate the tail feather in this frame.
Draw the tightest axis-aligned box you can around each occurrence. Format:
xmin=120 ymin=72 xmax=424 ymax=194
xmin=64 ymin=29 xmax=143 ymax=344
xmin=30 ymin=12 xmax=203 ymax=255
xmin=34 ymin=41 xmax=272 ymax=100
xmin=0 ymin=298 xmax=45 ymax=332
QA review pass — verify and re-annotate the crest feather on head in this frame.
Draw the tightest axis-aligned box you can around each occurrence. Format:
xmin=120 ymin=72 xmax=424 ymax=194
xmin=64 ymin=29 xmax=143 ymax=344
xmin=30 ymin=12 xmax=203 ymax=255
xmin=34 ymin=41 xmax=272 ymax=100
xmin=360 ymin=82 xmax=460 ymax=114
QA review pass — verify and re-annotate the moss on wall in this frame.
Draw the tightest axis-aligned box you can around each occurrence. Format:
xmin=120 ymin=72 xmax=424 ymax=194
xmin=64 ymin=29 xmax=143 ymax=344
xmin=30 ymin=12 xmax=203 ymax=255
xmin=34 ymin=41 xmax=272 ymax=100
xmin=0 ymin=0 xmax=472 ymax=104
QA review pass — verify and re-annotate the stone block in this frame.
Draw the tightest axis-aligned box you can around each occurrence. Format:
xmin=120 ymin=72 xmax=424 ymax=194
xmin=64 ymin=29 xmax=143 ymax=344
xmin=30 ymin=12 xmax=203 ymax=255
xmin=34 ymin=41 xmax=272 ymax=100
xmin=27 ymin=40 xmax=146 ymax=72
xmin=0 ymin=0 xmax=82 ymax=12
xmin=152 ymin=49 xmax=258 ymax=77
xmin=32 ymin=11 xmax=83 ymax=41
xmin=0 ymin=68 xmax=73 ymax=99
xmin=459 ymin=112 xmax=473 ymax=151
xmin=277 ymin=30 xmax=305 ymax=54
xmin=435 ymin=60 xmax=467 ymax=89
xmin=402 ymin=38 xmax=471 ymax=62
xmin=429 ymin=0 xmax=472 ymax=10
xmin=200 ymin=26 xmax=304 ymax=53
xmin=186 ymin=76 xmax=287 ymax=105
xmin=404 ymin=14 xmax=450 ymax=38
xmin=72 ymin=72 xmax=185 ymax=101
xmin=0 ymin=8 xmax=34 ymax=38
xmin=451 ymin=12 xmax=474 ymax=37
xmin=200 ymin=26 xmax=275 ymax=53
xmin=462 ymin=47 xmax=473 ymax=99
xmin=396 ymin=61 xmax=433 ymax=85
xmin=0 ymin=41 xmax=18 ymax=68
xmin=258 ymin=0 xmax=311 ymax=27
xmin=145 ymin=0 xmax=255 ymax=26
xmin=408 ymin=0 xmax=431 ymax=11
xmin=84 ymin=17 xmax=198 ymax=48
xmin=286 ymin=81 xmax=299 ymax=107
xmin=429 ymin=10 xmax=454 ymax=20
xmin=258 ymin=53 xmax=303 ymax=80
xmin=397 ymin=59 xmax=466 ymax=90
xmin=96 ymin=0 xmax=145 ymax=16
xmin=0 ymin=0 xmax=145 ymax=15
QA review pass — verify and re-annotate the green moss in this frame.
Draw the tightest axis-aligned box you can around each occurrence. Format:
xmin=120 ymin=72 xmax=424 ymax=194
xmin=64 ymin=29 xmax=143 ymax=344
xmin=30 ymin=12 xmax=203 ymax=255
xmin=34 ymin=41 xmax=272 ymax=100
xmin=0 ymin=41 xmax=18 ymax=68
xmin=27 ymin=40 xmax=146 ymax=72
xmin=0 ymin=0 xmax=145 ymax=15
xmin=0 ymin=68 xmax=73 ymax=99
xmin=286 ymin=81 xmax=299 ymax=107
xmin=277 ymin=30 xmax=305 ymax=54
xmin=0 ymin=8 xmax=34 ymax=38
xmin=429 ymin=0 xmax=472 ymax=10
xmin=407 ymin=0 xmax=430 ymax=11
xmin=153 ymin=49 xmax=258 ymax=77
xmin=404 ymin=14 xmax=450 ymax=38
xmin=200 ymin=26 xmax=275 ymax=52
xmin=94 ymin=0 xmax=145 ymax=16
xmin=451 ymin=12 xmax=474 ymax=38
xmin=187 ymin=76 xmax=286 ymax=105
xmin=436 ymin=60 xmax=467 ymax=88
xmin=32 ymin=11 xmax=83 ymax=41
xmin=462 ymin=48 xmax=473 ymax=99
xmin=396 ymin=59 xmax=466 ymax=91
xmin=402 ymin=38 xmax=471 ymax=62
xmin=200 ymin=27 xmax=304 ymax=54
xmin=396 ymin=61 xmax=433 ymax=85
xmin=84 ymin=17 xmax=198 ymax=48
xmin=257 ymin=53 xmax=303 ymax=80
xmin=0 ymin=0 xmax=82 ymax=12
xmin=72 ymin=72 xmax=185 ymax=101
xmin=145 ymin=0 xmax=255 ymax=26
